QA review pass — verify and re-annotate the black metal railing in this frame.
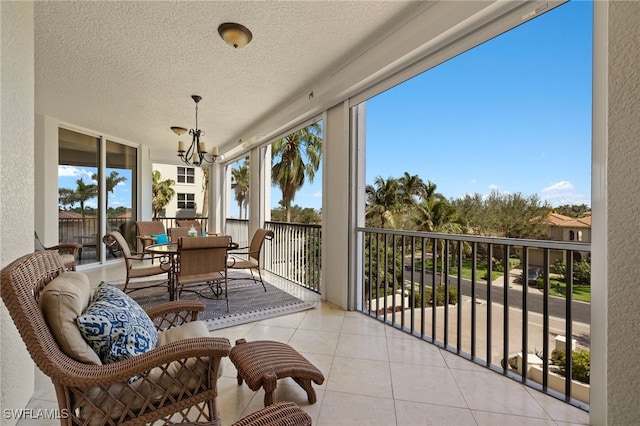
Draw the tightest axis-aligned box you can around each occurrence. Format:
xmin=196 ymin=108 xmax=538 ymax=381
xmin=357 ymin=227 xmax=590 ymax=409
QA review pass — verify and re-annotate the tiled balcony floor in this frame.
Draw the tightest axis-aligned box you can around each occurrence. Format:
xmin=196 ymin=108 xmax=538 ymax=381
xmin=18 ymin=262 xmax=589 ymax=426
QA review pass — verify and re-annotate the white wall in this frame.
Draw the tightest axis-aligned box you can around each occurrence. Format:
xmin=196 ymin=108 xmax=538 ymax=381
xmin=591 ymin=1 xmax=640 ymax=424
xmin=0 ymin=2 xmax=36 ymax=422
xmin=152 ymin=163 xmax=206 ymax=218
xmin=322 ymin=103 xmax=350 ymax=308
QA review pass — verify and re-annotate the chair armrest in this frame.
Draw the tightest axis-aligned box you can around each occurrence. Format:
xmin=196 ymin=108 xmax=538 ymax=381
xmin=146 ymin=300 xmax=206 ymax=330
xmin=53 ymin=337 xmax=231 ymax=387
xmin=49 ymin=242 xmax=83 ymax=256
xmin=137 ymin=235 xmax=157 ymax=246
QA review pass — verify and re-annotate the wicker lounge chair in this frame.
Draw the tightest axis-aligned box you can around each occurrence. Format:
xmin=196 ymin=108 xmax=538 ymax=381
xmin=0 ymin=250 xmax=231 ymax=425
xmin=227 ymin=229 xmax=274 ymax=291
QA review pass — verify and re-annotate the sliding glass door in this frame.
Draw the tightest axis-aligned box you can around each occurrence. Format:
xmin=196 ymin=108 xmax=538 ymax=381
xmin=58 ymin=128 xmax=137 ymax=265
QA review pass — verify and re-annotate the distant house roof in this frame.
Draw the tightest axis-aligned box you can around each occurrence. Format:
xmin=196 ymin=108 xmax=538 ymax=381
xmin=58 ymin=210 xmax=83 ymax=219
xmin=546 ymin=212 xmax=591 ymax=228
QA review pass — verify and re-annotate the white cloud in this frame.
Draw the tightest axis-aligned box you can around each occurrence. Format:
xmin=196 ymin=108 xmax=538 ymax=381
xmin=313 ymin=191 xmax=322 ymax=198
xmin=488 ymin=184 xmax=500 ymax=191
xmin=58 ymin=165 xmax=94 ymax=180
xmin=539 ymin=181 xmax=590 ymax=207
xmin=469 ymin=179 xmax=477 ymax=185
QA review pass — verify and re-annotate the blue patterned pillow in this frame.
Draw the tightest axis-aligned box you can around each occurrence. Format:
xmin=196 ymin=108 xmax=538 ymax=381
xmin=77 ymin=282 xmax=158 ymax=364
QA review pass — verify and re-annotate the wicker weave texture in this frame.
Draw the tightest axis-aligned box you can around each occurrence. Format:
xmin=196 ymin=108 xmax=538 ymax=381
xmin=1 ymin=250 xmax=231 ymax=426
xmin=231 ymin=401 xmax=312 ymax=426
xmin=230 ymin=339 xmax=325 ymax=407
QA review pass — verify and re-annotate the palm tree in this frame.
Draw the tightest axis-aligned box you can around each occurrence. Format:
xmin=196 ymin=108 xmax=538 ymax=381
xmin=91 ymin=170 xmax=126 ymax=209
xmin=398 ymin=172 xmax=427 ymax=206
xmin=414 ymin=198 xmax=467 ymax=284
xmin=231 ymin=159 xmax=250 ymax=219
xmin=365 ymin=176 xmax=401 ymax=228
xmin=58 ymin=178 xmax=98 ymax=235
xmin=151 ymin=170 xmax=175 ymax=219
xmin=271 ymin=122 xmax=322 ymax=222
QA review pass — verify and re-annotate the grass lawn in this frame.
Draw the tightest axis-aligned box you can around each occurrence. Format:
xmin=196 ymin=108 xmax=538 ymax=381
xmin=536 ymin=279 xmax=591 ymax=303
xmin=420 ymin=258 xmax=501 ymax=281
xmin=419 ymin=256 xmax=591 ymax=303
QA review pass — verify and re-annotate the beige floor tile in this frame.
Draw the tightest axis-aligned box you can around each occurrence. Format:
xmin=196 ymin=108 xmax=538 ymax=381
xmin=239 ymin=380 xmax=325 ymax=417
xmin=394 ymin=400 xmax=477 ymax=425
xmin=472 ymin=410 xmax=557 ymax=425
xmin=32 ymin=369 xmax=56 ymax=402
xmin=439 ymin=349 xmax=492 ymax=372
xmin=213 ymin=322 xmax=258 ymax=345
xmin=451 ymin=368 xmax=551 ymax=419
xmin=327 ymin=356 xmax=393 ymax=399
xmin=335 ymin=333 xmax=389 ymax=361
xmin=317 ymin=391 xmax=396 ymax=426
xmin=387 ymin=335 xmax=448 ymax=368
xmin=525 ymin=387 xmax=589 ymax=424
xmin=340 ymin=314 xmax=388 ymax=336
xmin=390 ymin=363 xmax=467 ymax=408
xmin=299 ymin=311 xmax=345 ymax=332
xmin=241 ymin=324 xmax=297 ymax=343
xmin=256 ymin=310 xmax=309 ymax=328
xmin=289 ymin=328 xmax=340 ymax=355
xmin=217 ymin=375 xmax=258 ymax=426
xmin=384 ymin=325 xmax=417 ymax=340
xmin=14 ymin=400 xmax=60 ymax=426
xmin=296 ymin=352 xmax=332 ymax=390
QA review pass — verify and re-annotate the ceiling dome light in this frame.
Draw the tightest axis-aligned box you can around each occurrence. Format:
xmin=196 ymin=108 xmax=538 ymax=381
xmin=218 ymin=22 xmax=252 ymax=49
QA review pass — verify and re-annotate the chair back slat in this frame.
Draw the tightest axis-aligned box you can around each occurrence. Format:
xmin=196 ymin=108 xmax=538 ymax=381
xmin=178 ymin=236 xmax=229 ymax=277
xmin=135 ymin=221 xmax=166 ymax=237
xmin=249 ymin=229 xmax=274 ymax=263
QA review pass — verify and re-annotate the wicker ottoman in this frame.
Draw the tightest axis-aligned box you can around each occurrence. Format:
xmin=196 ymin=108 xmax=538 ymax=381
xmin=230 ymin=339 xmax=325 ymax=407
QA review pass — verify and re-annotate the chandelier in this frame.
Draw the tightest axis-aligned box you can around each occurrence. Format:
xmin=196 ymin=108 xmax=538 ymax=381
xmin=172 ymin=95 xmax=219 ymax=166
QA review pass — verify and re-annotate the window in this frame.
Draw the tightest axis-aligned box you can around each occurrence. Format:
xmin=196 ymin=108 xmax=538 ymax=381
xmin=569 ymin=230 xmax=576 ymax=241
xmin=177 ymin=167 xmax=195 ymax=184
xmin=177 ymin=193 xmax=196 ymax=209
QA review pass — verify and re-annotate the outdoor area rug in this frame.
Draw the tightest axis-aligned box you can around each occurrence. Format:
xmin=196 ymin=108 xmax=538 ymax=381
xmin=111 ymin=276 xmax=314 ymax=331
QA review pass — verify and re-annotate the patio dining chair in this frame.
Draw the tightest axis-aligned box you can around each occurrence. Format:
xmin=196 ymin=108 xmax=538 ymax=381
xmin=168 ymin=227 xmax=190 ymax=242
xmin=176 ymin=219 xmax=203 ymax=237
xmin=227 ymin=228 xmax=274 ymax=291
xmin=34 ymin=231 xmax=82 ymax=271
xmin=103 ymin=230 xmax=170 ymax=295
xmin=135 ymin=220 xmax=167 ymax=263
xmin=177 ymin=235 xmax=230 ymax=311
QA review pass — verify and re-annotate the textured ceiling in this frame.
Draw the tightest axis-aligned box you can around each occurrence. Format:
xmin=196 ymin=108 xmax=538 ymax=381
xmin=34 ymin=1 xmax=429 ymax=163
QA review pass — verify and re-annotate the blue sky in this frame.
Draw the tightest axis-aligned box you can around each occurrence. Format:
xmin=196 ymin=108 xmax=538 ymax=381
xmin=59 ymin=165 xmax=132 ymax=209
xmin=61 ymin=1 xmax=592 ymax=213
xmin=288 ymin=0 xmax=592 ymax=210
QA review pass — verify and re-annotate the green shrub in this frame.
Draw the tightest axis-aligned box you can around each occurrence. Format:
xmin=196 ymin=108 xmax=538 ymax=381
xmin=410 ymin=286 xmax=457 ymax=307
xmin=573 ymin=259 xmax=591 ymax=284
xmin=550 ymin=348 xmax=590 ymax=384
xmin=552 ymin=258 xmax=590 ymax=285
